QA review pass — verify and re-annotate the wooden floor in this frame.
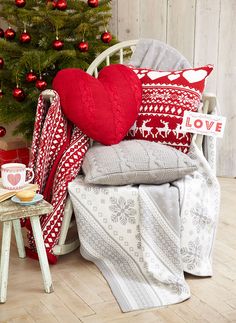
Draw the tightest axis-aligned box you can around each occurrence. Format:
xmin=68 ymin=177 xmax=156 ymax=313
xmin=0 ymin=177 xmax=236 ymax=322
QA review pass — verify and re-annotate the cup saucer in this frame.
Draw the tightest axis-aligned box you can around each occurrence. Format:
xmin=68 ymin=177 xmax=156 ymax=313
xmin=11 ymin=193 xmax=43 ymax=206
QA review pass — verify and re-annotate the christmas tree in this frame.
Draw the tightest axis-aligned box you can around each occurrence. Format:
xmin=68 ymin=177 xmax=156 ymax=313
xmin=0 ymin=0 xmax=115 ymax=139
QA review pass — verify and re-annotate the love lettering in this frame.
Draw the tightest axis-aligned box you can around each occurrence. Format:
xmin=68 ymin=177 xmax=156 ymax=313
xmin=185 ymin=117 xmax=222 ymax=132
xmin=181 ymin=111 xmax=226 ymax=138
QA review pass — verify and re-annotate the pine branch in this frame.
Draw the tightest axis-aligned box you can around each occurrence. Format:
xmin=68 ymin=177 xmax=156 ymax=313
xmin=0 ymin=0 xmax=117 ymax=139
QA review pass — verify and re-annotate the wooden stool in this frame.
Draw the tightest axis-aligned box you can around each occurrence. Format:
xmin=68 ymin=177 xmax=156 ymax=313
xmin=0 ymin=199 xmax=54 ymax=303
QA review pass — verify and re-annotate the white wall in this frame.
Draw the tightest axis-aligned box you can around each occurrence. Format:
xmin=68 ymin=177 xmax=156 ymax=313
xmin=111 ymin=0 xmax=236 ymax=177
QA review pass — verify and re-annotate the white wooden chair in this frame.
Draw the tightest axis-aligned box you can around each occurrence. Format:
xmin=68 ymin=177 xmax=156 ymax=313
xmin=41 ymin=39 xmax=217 ymax=256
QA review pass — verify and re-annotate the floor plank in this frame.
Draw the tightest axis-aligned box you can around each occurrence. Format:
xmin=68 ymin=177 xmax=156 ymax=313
xmin=24 ymin=303 xmax=58 ymax=323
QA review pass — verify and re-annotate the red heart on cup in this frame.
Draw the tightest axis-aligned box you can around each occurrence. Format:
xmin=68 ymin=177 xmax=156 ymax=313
xmin=52 ymin=64 xmax=142 ymax=145
xmin=7 ymin=174 xmax=21 ymax=186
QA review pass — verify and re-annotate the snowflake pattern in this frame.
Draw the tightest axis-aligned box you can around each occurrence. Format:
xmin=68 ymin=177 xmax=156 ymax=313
xmin=145 ymin=90 xmax=171 ymax=102
xmin=163 ymin=277 xmax=189 ymax=295
xmin=190 ymin=204 xmax=212 ymax=233
xmin=181 ymin=237 xmax=202 ymax=271
xmin=109 ymin=196 xmax=137 ymax=225
xmin=143 ymin=87 xmax=199 ymax=110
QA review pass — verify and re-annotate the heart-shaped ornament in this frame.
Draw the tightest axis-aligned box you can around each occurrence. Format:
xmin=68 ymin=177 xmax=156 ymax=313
xmin=168 ymin=74 xmax=180 ymax=81
xmin=147 ymin=71 xmax=171 ymax=80
xmin=182 ymin=70 xmax=208 ymax=83
xmin=53 ymin=65 xmax=142 ymax=145
xmin=7 ymin=174 xmax=21 ymax=186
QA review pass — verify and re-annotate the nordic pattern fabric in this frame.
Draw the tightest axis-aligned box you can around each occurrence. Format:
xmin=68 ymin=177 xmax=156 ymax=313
xmin=174 ymin=141 xmax=220 ymax=276
xmin=126 ymin=65 xmax=213 ymax=153
xmin=26 ymin=90 xmax=89 ymax=264
xmin=69 ymin=177 xmax=190 ymax=312
xmin=82 ymin=140 xmax=197 ymax=185
xmin=69 ymin=142 xmax=220 ymax=311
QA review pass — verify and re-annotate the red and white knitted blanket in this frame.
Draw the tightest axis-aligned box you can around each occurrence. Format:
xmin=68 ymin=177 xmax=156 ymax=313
xmin=26 ymin=90 xmax=89 ymax=264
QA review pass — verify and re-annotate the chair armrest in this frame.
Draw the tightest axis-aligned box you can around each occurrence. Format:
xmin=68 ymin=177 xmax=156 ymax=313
xmin=41 ymin=89 xmax=56 ymax=104
xmin=202 ymin=93 xmax=217 ymax=114
xmin=194 ymin=93 xmax=217 ymax=150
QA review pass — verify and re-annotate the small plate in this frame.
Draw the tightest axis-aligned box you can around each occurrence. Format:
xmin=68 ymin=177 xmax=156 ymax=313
xmin=11 ymin=193 xmax=43 ymax=206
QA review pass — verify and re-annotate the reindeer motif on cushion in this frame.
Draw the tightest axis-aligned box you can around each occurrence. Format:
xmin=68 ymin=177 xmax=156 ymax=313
xmin=139 ymin=119 xmax=154 ymax=138
xmin=155 ymin=120 xmax=171 ymax=138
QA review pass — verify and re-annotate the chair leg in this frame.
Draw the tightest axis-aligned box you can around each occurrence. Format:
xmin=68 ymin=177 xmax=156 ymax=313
xmin=13 ymin=219 xmax=26 ymax=259
xmin=53 ymin=238 xmax=80 ymax=256
xmin=29 ymin=216 xmax=53 ymax=294
xmin=52 ymin=197 xmax=80 ymax=256
xmin=0 ymin=221 xmax=12 ymax=303
xmin=57 ymin=197 xmax=73 ymax=245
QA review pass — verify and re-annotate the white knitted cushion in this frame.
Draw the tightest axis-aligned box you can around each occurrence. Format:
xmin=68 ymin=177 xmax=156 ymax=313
xmin=82 ymin=140 xmax=197 ymax=185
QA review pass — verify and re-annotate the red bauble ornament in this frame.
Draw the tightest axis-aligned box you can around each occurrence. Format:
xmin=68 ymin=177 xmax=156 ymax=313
xmin=77 ymin=41 xmax=89 ymax=52
xmin=36 ymin=78 xmax=47 ymax=91
xmin=4 ymin=28 xmax=16 ymax=41
xmin=101 ymin=31 xmax=112 ymax=43
xmin=0 ymin=58 xmax=4 ymax=69
xmin=0 ymin=28 xmax=4 ymax=38
xmin=47 ymin=0 xmax=57 ymax=9
xmin=13 ymin=87 xmax=26 ymax=102
xmin=20 ymin=31 xmax=31 ymax=44
xmin=15 ymin=0 xmax=26 ymax=8
xmin=26 ymin=71 xmax=37 ymax=83
xmin=0 ymin=126 xmax=6 ymax=138
xmin=88 ymin=0 xmax=98 ymax=8
xmin=56 ymin=0 xmax=67 ymax=10
xmin=52 ymin=38 xmax=64 ymax=50
xmin=0 ymin=89 xmax=3 ymax=99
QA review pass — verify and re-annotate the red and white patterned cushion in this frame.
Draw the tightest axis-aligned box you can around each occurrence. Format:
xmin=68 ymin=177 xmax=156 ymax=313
xmin=126 ymin=65 xmax=213 ymax=153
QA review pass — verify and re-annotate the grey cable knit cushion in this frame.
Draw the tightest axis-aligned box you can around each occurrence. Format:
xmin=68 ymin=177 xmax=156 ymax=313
xmin=82 ymin=140 xmax=197 ymax=186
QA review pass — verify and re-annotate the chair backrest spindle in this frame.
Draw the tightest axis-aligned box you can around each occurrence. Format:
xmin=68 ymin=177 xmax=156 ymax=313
xmin=106 ymin=55 xmax=110 ymax=66
xmin=86 ymin=40 xmax=139 ymax=76
xmin=119 ymin=48 xmax=124 ymax=64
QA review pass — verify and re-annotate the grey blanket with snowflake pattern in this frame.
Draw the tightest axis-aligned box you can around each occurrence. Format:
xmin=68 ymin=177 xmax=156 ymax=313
xmin=68 ymin=142 xmax=220 ymax=312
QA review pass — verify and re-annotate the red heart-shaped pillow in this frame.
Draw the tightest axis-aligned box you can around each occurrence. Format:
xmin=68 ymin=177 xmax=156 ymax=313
xmin=52 ymin=64 xmax=142 ymax=145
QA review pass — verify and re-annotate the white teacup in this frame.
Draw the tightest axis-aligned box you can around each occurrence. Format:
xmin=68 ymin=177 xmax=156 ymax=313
xmin=1 ymin=163 xmax=34 ymax=190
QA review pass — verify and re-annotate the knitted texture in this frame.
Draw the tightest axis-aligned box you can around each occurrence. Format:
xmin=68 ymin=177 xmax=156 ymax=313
xmin=27 ymin=90 xmax=89 ymax=264
xmin=52 ymin=64 xmax=142 ymax=146
xmin=129 ymin=39 xmax=191 ymax=71
xmin=82 ymin=140 xmax=197 ymax=186
xmin=126 ymin=65 xmax=213 ymax=153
